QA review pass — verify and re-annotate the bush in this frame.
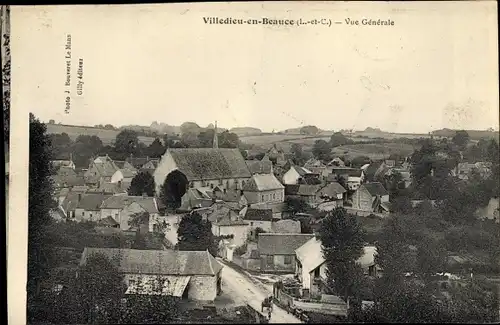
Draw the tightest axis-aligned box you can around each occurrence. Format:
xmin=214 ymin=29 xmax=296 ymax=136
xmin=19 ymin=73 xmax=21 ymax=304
xmin=234 ymin=243 xmax=247 ymax=256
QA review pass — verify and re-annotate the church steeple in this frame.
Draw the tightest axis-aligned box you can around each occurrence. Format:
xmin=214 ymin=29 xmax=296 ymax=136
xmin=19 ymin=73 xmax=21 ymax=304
xmin=213 ymin=121 xmax=219 ymax=149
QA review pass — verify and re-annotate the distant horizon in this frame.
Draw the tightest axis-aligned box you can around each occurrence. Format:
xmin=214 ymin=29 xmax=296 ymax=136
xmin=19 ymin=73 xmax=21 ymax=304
xmin=40 ymin=118 xmax=500 ymax=135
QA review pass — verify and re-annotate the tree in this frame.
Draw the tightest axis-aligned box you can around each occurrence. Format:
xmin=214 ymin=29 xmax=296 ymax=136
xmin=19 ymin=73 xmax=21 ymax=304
xmin=330 ymin=132 xmax=352 ymax=148
xmin=219 ymin=130 xmax=240 ymax=148
xmin=300 ymin=125 xmax=319 ymax=135
xmin=416 ymin=237 xmax=446 ymax=282
xmin=177 ymin=212 xmax=217 ymax=256
xmin=114 ymin=129 xmax=139 ymax=156
xmin=128 ymin=171 xmax=155 ymax=197
xmin=3 ymin=6 xmax=11 ymax=146
xmin=285 ymin=196 xmax=309 ymax=213
xmin=312 ymin=139 xmax=331 ymax=162
xmin=28 ymin=113 xmax=55 ymax=301
xmin=75 ymin=252 xmax=127 ymax=324
xmin=159 ymin=171 xmax=188 ymax=210
xmin=318 ymin=207 xmax=366 ymax=302
xmin=452 ymin=130 xmax=470 ymax=150
xmin=147 ymin=138 xmax=165 ymax=158
xmin=290 ymin=143 xmax=304 ymax=165
xmin=71 ymin=134 xmax=103 ymax=168
xmin=49 ymin=132 xmax=73 ymax=162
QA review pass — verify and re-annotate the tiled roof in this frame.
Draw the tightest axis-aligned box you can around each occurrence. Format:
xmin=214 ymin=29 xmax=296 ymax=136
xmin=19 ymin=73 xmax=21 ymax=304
xmin=91 ymin=182 xmax=127 ymax=195
xmin=318 ymin=182 xmax=346 ymax=197
xmin=258 ymin=233 xmax=314 ymax=255
xmin=61 ymin=192 xmax=82 ymax=212
xmin=297 ymin=185 xmax=322 ymax=196
xmin=93 ymin=160 xmax=120 ymax=177
xmin=125 ymin=157 xmax=150 ymax=169
xmin=244 ymin=208 xmax=273 ymax=221
xmin=245 ymin=160 xmax=273 ymax=175
xmin=249 ymin=202 xmax=286 ymax=214
xmin=71 ymin=185 xmax=89 ymax=193
xmin=100 ymin=195 xmax=159 ymax=213
xmin=363 ymin=182 xmax=388 ymax=197
xmin=80 ymin=248 xmax=223 ymax=276
xmin=167 ymin=148 xmax=251 ymax=181
xmin=304 ymin=158 xmax=325 ymax=168
xmin=51 ymin=174 xmax=86 ymax=188
xmin=332 ymin=167 xmax=363 ymax=178
xmin=292 ymin=165 xmax=311 ymax=176
xmin=77 ymin=193 xmax=112 ymax=210
xmin=271 ymin=219 xmax=301 ymax=233
xmin=97 ymin=216 xmax=119 ymax=227
xmin=114 ymin=161 xmax=126 ymax=169
xmin=243 ymin=174 xmax=284 ymax=192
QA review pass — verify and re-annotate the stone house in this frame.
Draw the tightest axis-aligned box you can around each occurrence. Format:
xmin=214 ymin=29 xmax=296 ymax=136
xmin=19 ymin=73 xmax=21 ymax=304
xmin=179 ymin=188 xmax=214 ymax=212
xmin=330 ymin=167 xmax=364 ymax=191
xmin=100 ymin=195 xmax=160 ymax=231
xmin=242 ymin=208 xmax=274 ymax=234
xmin=153 ymin=148 xmax=252 ymax=194
xmin=74 ymin=193 xmax=112 ymax=222
xmin=258 ymin=233 xmax=314 ymax=273
xmin=60 ymin=192 xmax=82 ymax=219
xmin=282 ymin=165 xmax=314 ymax=185
xmin=211 ymin=209 xmax=250 ymax=248
xmin=295 ymin=237 xmax=378 ymax=297
xmin=242 ymin=174 xmax=285 ymax=205
xmin=245 ymin=201 xmax=287 ymax=220
xmin=51 ymin=154 xmax=76 ymax=170
xmin=316 ymin=182 xmax=347 ymax=210
xmin=265 ymin=144 xmax=286 ymax=167
xmin=285 ymin=184 xmax=324 ymax=207
xmin=352 ymin=182 xmax=390 ymax=213
xmin=84 ymin=155 xmax=120 ymax=187
xmin=79 ymin=248 xmax=223 ymax=302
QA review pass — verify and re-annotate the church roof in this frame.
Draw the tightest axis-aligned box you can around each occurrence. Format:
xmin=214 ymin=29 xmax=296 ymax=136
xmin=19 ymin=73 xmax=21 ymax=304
xmin=168 ymin=148 xmax=251 ymax=181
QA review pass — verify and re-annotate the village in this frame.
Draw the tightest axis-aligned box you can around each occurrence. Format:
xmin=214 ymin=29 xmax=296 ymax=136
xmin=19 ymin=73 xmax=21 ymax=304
xmin=30 ymin=119 xmax=500 ymax=324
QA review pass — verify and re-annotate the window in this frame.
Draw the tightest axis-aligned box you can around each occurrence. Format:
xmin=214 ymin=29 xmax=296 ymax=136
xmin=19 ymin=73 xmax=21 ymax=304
xmin=314 ymin=267 xmax=320 ymax=278
xmin=273 ymin=193 xmax=276 ymax=200
xmin=82 ymin=211 xmax=85 ymax=216
xmin=261 ymin=195 xmax=264 ymax=201
xmin=250 ymin=222 xmax=254 ymax=226
xmin=267 ymin=255 xmax=274 ymax=265
xmin=115 ymin=213 xmax=119 ymax=219
xmin=368 ymin=265 xmax=376 ymax=277
xmin=284 ymin=255 xmax=292 ymax=265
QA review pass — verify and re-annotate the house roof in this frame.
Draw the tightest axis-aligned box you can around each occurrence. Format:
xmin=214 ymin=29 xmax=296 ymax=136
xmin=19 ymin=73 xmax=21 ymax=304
xmin=271 ymin=219 xmax=301 ymax=233
xmin=217 ymin=211 xmax=249 ymax=226
xmin=100 ymin=195 xmax=159 ymax=213
xmin=243 ymin=174 xmax=284 ymax=192
xmin=118 ymin=168 xmax=138 ymax=178
xmin=332 ymin=167 xmax=363 ymax=178
xmin=51 ymin=174 xmax=86 ymax=188
xmin=114 ymin=161 xmax=126 ymax=169
xmin=304 ymin=158 xmax=325 ymax=168
xmin=97 ymin=216 xmax=119 ymax=227
xmin=72 ymin=185 xmax=89 ymax=192
xmin=61 ymin=192 xmax=82 ymax=212
xmin=362 ymin=182 xmax=388 ymax=197
xmin=245 ymin=160 xmax=273 ymax=175
xmin=318 ymin=182 xmax=347 ymax=197
xmin=80 ymin=248 xmax=223 ymax=276
xmin=292 ymin=165 xmax=312 ymax=176
xmin=249 ymin=201 xmax=286 ymax=214
xmin=125 ymin=157 xmax=150 ymax=169
xmin=91 ymin=182 xmax=127 ymax=195
xmin=167 ymin=148 xmax=251 ymax=181
xmin=286 ymin=184 xmax=322 ymax=196
xmin=93 ymin=159 xmax=120 ymax=177
xmin=244 ymin=208 xmax=273 ymax=221
xmin=258 ymin=233 xmax=314 ymax=255
xmin=76 ymin=193 xmax=112 ymax=210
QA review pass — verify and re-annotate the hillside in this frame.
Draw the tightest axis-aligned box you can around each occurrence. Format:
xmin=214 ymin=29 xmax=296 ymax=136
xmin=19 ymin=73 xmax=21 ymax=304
xmin=45 ymin=124 xmax=157 ymax=145
xmin=229 ymin=127 xmax=262 ymax=136
xmin=431 ymin=128 xmax=499 ymax=141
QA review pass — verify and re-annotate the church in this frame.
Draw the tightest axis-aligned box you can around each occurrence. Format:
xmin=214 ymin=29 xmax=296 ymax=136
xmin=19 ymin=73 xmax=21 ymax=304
xmin=153 ymin=122 xmax=252 ymax=194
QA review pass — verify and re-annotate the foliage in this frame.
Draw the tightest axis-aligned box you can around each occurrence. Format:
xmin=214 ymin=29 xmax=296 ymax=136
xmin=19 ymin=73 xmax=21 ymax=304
xmin=349 ymin=155 xmax=371 ymax=168
xmin=120 ymin=292 xmax=180 ymax=323
xmin=312 ymin=139 xmax=331 ymax=161
xmin=159 ymin=170 xmax=188 ymax=210
xmin=290 ymin=143 xmax=304 ymax=165
xmin=318 ymin=207 xmax=366 ymax=301
xmin=69 ymin=134 xmax=104 ymax=168
xmin=329 ymin=132 xmax=353 ymax=148
xmin=28 ymin=113 xmax=56 ymax=301
xmin=147 ymin=137 xmax=165 ymax=158
xmin=114 ymin=129 xmax=140 ymax=156
xmin=2 ymin=8 xmax=10 ymax=145
xmin=452 ymin=130 xmax=470 ymax=150
xmin=128 ymin=171 xmax=155 ymax=197
xmin=416 ymin=237 xmax=447 ymax=281
xmin=234 ymin=243 xmax=248 ymax=256
xmin=284 ymin=196 xmax=309 ymax=213
xmin=299 ymin=125 xmax=319 ymax=135
xmin=177 ymin=212 xmax=217 ymax=256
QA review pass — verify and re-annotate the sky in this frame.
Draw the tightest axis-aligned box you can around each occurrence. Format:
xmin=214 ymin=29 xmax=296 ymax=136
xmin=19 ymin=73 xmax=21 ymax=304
xmin=11 ymin=2 xmax=499 ymax=133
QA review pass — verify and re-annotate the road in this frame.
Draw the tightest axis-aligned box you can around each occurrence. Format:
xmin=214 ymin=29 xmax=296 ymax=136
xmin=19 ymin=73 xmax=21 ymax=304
xmin=219 ymin=261 xmax=302 ymax=324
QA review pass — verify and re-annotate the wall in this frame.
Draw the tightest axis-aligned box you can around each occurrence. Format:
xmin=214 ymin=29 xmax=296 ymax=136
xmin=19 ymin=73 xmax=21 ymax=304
xmin=188 ymin=275 xmax=218 ymax=302
xmin=121 ymin=202 xmax=159 ymax=231
xmin=217 ymin=225 xmax=250 ymax=247
xmin=352 ymin=187 xmax=372 ymax=211
xmin=261 ymin=254 xmax=296 ymax=273
xmin=111 ymin=170 xmax=124 ymax=183
xmin=244 ymin=188 xmax=285 ymax=205
xmin=100 ymin=208 xmax=123 ymax=222
xmin=74 ymin=208 xmax=101 ymax=222
xmin=154 ymin=151 xmax=179 ymax=194
xmin=246 ymin=220 xmax=273 ymax=232
xmin=317 ymin=200 xmax=342 ymax=211
xmin=381 ymin=194 xmax=390 ymax=203
xmin=283 ymin=168 xmax=300 ymax=185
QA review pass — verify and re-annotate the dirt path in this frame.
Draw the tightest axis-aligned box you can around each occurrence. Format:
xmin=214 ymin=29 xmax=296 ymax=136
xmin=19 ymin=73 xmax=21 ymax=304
xmin=219 ymin=261 xmax=302 ymax=324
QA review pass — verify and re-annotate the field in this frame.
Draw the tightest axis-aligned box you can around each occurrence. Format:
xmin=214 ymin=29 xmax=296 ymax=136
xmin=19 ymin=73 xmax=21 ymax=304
xmin=45 ymin=124 xmax=157 ymax=145
xmin=331 ymin=143 xmax=419 ymax=160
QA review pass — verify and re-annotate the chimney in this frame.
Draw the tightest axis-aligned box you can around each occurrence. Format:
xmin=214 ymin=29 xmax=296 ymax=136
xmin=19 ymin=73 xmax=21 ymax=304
xmin=146 ymin=156 xmax=149 ymax=161
xmin=78 ymin=193 xmax=82 ymax=202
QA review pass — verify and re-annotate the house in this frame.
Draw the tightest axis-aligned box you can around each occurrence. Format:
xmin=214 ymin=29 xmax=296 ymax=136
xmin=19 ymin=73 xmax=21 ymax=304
xmin=79 ymin=248 xmax=223 ymax=302
xmin=265 ymin=144 xmax=286 ymax=166
xmin=111 ymin=168 xmax=138 ymax=184
xmin=179 ymin=188 xmax=214 ymax=212
xmin=84 ymin=155 xmax=120 ymax=187
xmin=330 ymin=167 xmax=364 ymax=191
xmin=384 ymin=168 xmax=412 ymax=188
xmin=282 ymin=165 xmax=314 ymax=185
xmin=258 ymin=233 xmax=315 ymax=273
xmin=153 ymin=148 xmax=252 ymax=194
xmin=213 ymin=187 xmax=248 ymax=210
xmin=125 ymin=156 xmax=151 ymax=170
xmin=141 ymin=158 xmax=160 ymax=170
xmin=295 ymin=237 xmax=378 ymax=297
xmin=304 ymin=158 xmax=325 ymax=170
xmin=100 ymin=195 xmax=160 ymax=231
xmin=242 ymin=174 xmax=285 ymax=205
xmin=61 ymin=192 xmax=82 ymax=219
xmin=242 ymin=208 xmax=274 ymax=232
xmin=55 ymin=188 xmax=70 ymax=206
xmin=475 ymin=197 xmax=499 ymax=223
xmin=316 ymin=182 xmax=347 ymax=211
xmin=115 ymin=160 xmax=137 ymax=171
xmin=352 ymin=182 xmax=390 ymax=213
xmin=247 ymin=201 xmax=287 ymax=220
xmin=89 ymin=182 xmax=128 ymax=195
xmin=285 ymin=184 xmax=323 ymax=207
xmin=212 ymin=209 xmax=250 ymax=247
xmin=327 ymin=157 xmax=345 ymax=167
xmin=303 ymin=158 xmax=330 ymax=180
xmin=74 ymin=193 xmax=112 ymax=222
xmin=51 ymin=154 xmax=76 ymax=170
xmin=245 ymin=160 xmax=273 ymax=175
xmin=51 ymin=167 xmax=86 ymax=189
